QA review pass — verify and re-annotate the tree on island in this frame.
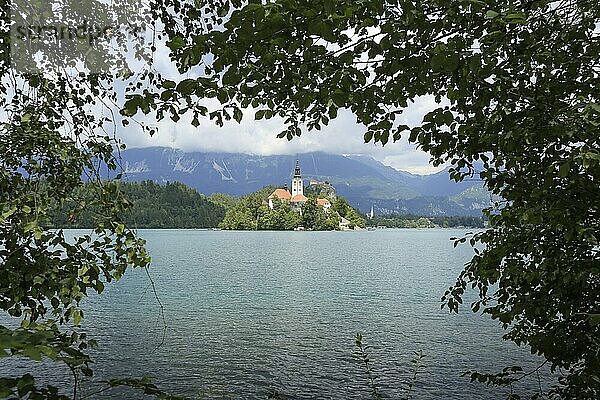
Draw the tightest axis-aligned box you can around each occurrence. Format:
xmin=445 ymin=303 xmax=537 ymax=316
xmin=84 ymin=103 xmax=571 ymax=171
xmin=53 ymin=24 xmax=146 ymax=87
xmin=258 ymin=198 xmax=300 ymax=230
xmin=218 ymin=190 xmax=271 ymax=230
xmin=300 ymin=198 xmax=319 ymax=229
xmin=330 ymin=197 xmax=366 ymax=229
xmin=218 ymin=189 xmax=352 ymax=231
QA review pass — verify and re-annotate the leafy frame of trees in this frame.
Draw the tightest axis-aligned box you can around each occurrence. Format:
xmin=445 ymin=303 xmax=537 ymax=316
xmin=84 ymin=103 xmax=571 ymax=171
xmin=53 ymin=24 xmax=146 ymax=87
xmin=1 ymin=0 xmax=598 ymax=398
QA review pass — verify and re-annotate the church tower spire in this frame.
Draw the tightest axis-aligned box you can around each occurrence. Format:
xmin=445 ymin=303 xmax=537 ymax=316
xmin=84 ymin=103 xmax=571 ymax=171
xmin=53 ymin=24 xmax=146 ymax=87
xmin=291 ymin=160 xmax=303 ymax=197
xmin=294 ymin=159 xmax=301 ymax=177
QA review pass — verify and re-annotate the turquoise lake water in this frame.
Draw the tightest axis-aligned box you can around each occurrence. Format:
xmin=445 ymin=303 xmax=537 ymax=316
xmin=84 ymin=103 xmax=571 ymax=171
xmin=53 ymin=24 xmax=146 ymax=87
xmin=1 ymin=229 xmax=552 ymax=399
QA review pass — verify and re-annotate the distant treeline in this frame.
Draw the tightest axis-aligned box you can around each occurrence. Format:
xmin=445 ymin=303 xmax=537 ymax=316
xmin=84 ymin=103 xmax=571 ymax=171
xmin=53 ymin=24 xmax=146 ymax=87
xmin=51 ymin=180 xmax=225 ymax=228
xmin=367 ymin=214 xmax=485 ymax=228
xmin=50 ymin=180 xmax=484 ymax=230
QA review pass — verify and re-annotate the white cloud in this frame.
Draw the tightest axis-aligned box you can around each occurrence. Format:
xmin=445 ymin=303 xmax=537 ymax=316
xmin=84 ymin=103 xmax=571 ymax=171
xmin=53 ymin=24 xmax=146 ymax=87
xmin=118 ymin=95 xmax=448 ymax=174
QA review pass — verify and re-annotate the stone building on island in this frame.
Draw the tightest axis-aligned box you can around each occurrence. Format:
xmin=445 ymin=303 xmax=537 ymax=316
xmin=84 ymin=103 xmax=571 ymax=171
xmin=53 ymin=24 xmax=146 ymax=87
xmin=267 ymin=160 xmax=331 ymax=213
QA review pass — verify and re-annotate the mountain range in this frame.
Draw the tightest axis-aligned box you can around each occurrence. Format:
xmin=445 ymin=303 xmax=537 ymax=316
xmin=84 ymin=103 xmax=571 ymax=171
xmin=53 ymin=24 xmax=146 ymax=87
xmin=115 ymin=147 xmax=490 ymax=216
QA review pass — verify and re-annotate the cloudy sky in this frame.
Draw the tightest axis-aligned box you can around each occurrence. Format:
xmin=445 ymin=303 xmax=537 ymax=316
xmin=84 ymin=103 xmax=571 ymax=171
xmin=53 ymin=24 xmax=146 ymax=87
xmin=111 ymin=18 xmax=445 ymax=175
xmin=11 ymin=2 xmax=445 ymax=175
xmin=120 ymin=95 xmax=446 ymax=175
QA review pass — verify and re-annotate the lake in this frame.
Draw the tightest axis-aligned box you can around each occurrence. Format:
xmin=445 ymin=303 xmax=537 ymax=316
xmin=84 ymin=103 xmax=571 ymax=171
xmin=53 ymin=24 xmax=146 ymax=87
xmin=1 ymin=229 xmax=552 ymax=399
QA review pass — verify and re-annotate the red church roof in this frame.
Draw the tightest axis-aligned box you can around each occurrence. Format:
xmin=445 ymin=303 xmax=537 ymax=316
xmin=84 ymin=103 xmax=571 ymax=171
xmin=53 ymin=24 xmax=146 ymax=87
xmin=268 ymin=188 xmax=292 ymax=200
xmin=291 ymin=194 xmax=308 ymax=203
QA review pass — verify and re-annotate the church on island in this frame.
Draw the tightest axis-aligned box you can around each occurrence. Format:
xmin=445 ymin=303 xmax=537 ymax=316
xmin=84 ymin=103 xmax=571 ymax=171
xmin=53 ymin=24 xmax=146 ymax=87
xmin=267 ymin=160 xmax=331 ymax=213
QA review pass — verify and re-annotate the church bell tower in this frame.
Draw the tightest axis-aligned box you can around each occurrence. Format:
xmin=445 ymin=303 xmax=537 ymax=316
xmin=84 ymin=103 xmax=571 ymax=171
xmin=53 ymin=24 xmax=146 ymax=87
xmin=291 ymin=160 xmax=303 ymax=197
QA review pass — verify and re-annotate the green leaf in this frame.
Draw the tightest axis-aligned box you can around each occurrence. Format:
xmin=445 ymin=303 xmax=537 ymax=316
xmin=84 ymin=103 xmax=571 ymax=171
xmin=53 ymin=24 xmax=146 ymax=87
xmin=121 ymin=97 xmax=141 ymax=117
xmin=115 ymin=223 xmax=125 ymax=235
xmin=176 ymin=79 xmax=198 ymax=96
xmin=1 ymin=206 xmax=17 ymax=220
xmin=589 ymin=314 xmax=600 ymax=326
xmin=167 ymin=36 xmax=185 ymax=50
xmin=162 ymin=80 xmax=176 ymax=89
xmin=23 ymin=220 xmax=37 ymax=233
xmin=233 ymin=108 xmax=243 ymax=123
xmin=78 ymin=265 xmax=89 ymax=277
xmin=559 ymin=161 xmax=570 ymax=177
xmin=446 ymin=54 xmax=460 ymax=72
xmin=73 ymin=310 xmax=83 ymax=326
xmin=217 ymin=89 xmax=229 ymax=103
xmin=505 ymin=13 xmax=526 ymax=23
xmin=222 ymin=68 xmax=238 ymax=85
xmin=21 ymin=348 xmax=42 ymax=362
xmin=331 ymin=90 xmax=346 ymax=107
xmin=255 ymin=110 xmax=266 ymax=120
xmin=17 ymin=374 xmax=34 ymax=396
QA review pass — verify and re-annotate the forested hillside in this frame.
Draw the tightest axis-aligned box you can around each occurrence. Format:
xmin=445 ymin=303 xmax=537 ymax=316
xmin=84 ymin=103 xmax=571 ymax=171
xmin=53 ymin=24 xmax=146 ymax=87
xmin=51 ymin=181 xmax=225 ymax=228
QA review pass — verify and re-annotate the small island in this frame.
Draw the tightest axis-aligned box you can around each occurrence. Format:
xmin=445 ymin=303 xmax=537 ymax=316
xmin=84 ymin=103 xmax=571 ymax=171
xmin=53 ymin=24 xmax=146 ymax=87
xmin=218 ymin=160 xmax=366 ymax=231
